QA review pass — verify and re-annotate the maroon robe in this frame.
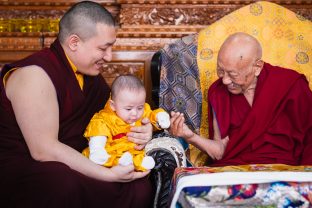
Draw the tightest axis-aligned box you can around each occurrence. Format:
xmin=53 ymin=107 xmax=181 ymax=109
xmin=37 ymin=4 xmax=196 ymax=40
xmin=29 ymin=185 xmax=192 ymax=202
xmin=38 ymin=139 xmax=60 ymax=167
xmin=208 ymin=62 xmax=312 ymax=166
xmin=0 ymin=39 xmax=153 ymax=208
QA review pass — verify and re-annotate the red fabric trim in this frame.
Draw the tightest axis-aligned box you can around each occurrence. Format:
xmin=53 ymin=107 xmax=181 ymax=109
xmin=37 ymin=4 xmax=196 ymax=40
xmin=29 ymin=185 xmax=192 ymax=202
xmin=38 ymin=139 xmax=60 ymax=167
xmin=112 ymin=133 xmax=127 ymax=140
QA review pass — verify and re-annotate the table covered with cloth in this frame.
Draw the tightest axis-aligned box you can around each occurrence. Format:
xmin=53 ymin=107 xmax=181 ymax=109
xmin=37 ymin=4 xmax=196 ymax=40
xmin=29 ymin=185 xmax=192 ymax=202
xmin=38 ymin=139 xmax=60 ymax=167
xmin=170 ymin=164 xmax=312 ymax=208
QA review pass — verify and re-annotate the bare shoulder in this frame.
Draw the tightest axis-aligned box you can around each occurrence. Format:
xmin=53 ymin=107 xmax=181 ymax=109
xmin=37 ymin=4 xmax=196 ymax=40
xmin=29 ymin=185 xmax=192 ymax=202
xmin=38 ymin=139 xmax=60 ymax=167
xmin=6 ymin=65 xmax=50 ymax=85
xmin=6 ymin=65 xmax=54 ymax=100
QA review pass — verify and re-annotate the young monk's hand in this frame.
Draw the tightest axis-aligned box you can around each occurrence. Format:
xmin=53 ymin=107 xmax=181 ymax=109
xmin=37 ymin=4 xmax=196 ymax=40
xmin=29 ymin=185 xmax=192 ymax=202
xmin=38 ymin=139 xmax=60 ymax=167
xmin=169 ymin=112 xmax=194 ymax=141
xmin=127 ymin=118 xmax=153 ymax=150
xmin=109 ymin=165 xmax=150 ymax=182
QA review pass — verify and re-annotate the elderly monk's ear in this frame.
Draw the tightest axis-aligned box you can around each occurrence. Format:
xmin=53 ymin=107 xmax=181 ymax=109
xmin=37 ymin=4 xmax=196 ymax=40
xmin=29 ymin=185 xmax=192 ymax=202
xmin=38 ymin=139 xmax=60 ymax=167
xmin=254 ymin=59 xmax=264 ymax=76
xmin=68 ymin=34 xmax=80 ymax=51
xmin=109 ymin=99 xmax=116 ymax=111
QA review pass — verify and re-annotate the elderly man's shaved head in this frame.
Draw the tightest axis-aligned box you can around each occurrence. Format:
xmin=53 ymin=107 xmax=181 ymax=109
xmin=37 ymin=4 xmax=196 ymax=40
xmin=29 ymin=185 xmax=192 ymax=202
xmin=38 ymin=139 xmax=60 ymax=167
xmin=216 ymin=32 xmax=264 ymax=98
xmin=218 ymin=32 xmax=262 ymax=66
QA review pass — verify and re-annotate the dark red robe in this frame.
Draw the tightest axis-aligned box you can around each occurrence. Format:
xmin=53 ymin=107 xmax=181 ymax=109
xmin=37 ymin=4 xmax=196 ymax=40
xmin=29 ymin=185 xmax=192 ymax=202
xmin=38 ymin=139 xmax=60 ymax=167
xmin=0 ymin=39 xmax=153 ymax=208
xmin=208 ymin=62 xmax=312 ymax=166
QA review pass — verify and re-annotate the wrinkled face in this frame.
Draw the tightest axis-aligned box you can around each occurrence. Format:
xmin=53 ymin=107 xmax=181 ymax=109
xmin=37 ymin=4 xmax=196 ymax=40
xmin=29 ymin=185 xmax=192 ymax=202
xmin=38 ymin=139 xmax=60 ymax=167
xmin=216 ymin=58 xmax=259 ymax=94
xmin=110 ymin=88 xmax=146 ymax=124
xmin=75 ymin=24 xmax=116 ymax=76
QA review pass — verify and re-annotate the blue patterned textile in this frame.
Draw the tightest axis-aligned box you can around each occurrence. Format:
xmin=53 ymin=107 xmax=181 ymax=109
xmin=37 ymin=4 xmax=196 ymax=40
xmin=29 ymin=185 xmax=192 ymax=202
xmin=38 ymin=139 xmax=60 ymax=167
xmin=159 ymin=34 xmax=201 ymax=134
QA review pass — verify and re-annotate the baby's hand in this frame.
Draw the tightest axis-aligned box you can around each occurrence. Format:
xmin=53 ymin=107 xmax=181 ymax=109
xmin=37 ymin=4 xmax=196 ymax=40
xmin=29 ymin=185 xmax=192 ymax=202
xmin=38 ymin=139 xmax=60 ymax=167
xmin=156 ymin=112 xmax=170 ymax=129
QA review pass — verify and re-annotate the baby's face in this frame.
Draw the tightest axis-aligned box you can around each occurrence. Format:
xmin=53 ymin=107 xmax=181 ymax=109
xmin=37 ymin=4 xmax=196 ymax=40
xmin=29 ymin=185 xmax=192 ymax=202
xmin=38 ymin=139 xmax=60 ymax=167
xmin=111 ymin=88 xmax=146 ymax=124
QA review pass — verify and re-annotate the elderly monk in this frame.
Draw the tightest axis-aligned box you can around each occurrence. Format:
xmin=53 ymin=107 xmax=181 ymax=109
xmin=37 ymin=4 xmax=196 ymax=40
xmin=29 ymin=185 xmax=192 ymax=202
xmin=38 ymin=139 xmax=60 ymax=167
xmin=170 ymin=32 xmax=312 ymax=166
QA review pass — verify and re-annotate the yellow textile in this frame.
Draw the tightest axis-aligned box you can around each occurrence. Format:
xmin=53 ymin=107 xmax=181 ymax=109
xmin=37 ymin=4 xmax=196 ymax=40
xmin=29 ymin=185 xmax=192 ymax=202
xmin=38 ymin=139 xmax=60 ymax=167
xmin=192 ymin=1 xmax=312 ymax=166
xmin=83 ymin=101 xmax=165 ymax=171
xmin=65 ymin=54 xmax=84 ymax=90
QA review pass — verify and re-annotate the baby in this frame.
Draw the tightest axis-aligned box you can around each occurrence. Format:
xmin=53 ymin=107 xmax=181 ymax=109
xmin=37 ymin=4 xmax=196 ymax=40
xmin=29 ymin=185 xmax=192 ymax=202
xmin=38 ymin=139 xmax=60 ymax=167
xmin=83 ymin=74 xmax=170 ymax=171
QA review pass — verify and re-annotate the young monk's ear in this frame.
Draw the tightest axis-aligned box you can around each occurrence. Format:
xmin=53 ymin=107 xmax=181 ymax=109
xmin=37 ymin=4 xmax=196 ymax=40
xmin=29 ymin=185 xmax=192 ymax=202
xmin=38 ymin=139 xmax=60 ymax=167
xmin=67 ymin=34 xmax=80 ymax=51
xmin=254 ymin=59 xmax=264 ymax=76
xmin=109 ymin=99 xmax=116 ymax=111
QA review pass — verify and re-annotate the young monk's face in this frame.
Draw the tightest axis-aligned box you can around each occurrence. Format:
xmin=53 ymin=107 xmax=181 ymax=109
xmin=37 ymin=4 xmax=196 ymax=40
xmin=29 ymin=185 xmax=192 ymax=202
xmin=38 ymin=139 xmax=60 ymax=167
xmin=110 ymin=88 xmax=146 ymax=124
xmin=75 ymin=23 xmax=116 ymax=76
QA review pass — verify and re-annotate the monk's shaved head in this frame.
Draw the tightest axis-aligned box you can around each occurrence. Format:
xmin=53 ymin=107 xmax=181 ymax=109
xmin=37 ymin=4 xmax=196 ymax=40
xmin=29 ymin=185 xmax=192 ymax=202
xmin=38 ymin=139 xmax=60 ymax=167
xmin=58 ymin=1 xmax=115 ymax=43
xmin=218 ymin=32 xmax=262 ymax=67
xmin=216 ymin=32 xmax=264 ymax=96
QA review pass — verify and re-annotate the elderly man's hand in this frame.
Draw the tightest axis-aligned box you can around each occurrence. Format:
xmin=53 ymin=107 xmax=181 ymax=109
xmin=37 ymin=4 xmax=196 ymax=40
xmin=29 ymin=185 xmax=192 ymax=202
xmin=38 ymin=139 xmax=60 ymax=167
xmin=169 ymin=112 xmax=194 ymax=140
xmin=127 ymin=118 xmax=153 ymax=150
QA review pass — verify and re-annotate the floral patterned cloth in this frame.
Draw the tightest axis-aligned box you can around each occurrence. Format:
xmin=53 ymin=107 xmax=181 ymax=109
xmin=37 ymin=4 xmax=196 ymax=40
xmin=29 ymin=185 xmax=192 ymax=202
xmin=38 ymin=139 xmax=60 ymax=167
xmin=170 ymin=164 xmax=312 ymax=208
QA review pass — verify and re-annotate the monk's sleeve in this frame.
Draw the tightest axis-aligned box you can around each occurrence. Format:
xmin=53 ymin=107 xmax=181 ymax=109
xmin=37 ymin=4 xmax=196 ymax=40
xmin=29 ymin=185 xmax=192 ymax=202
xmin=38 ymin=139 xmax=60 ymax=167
xmin=302 ymin=127 xmax=312 ymax=165
xmin=295 ymin=78 xmax=312 ymax=165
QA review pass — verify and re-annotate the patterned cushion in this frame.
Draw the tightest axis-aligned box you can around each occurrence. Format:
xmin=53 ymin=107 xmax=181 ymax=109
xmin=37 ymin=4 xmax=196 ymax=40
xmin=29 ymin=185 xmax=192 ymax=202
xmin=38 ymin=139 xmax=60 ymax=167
xmin=159 ymin=34 xmax=211 ymax=165
xmin=159 ymin=34 xmax=201 ymax=134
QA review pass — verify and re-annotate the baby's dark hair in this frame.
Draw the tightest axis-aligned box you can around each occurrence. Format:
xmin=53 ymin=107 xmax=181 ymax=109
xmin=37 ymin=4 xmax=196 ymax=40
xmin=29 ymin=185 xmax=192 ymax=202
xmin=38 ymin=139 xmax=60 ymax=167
xmin=111 ymin=75 xmax=145 ymax=100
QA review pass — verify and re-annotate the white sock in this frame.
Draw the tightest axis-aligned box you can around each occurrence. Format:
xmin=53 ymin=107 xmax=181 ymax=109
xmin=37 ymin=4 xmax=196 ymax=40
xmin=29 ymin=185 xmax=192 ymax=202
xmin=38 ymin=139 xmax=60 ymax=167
xmin=141 ymin=156 xmax=155 ymax=170
xmin=119 ymin=152 xmax=133 ymax=166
